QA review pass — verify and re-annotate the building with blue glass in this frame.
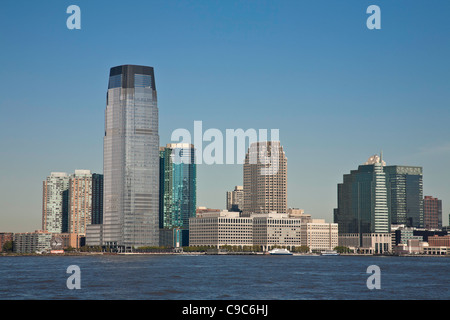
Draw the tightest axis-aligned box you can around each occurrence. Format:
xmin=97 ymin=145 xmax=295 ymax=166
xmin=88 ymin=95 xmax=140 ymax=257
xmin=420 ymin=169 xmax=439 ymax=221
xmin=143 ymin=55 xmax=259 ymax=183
xmin=334 ymin=155 xmax=390 ymax=240
xmin=159 ymin=143 xmax=196 ymax=247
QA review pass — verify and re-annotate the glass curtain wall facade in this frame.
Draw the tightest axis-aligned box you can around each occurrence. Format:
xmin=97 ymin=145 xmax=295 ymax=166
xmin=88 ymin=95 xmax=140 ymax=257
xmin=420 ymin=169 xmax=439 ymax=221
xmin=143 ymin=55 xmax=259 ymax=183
xmin=159 ymin=144 xmax=196 ymax=246
xmin=384 ymin=166 xmax=423 ymax=228
xmin=103 ymin=65 xmax=159 ymax=251
xmin=334 ymin=158 xmax=390 ymax=243
xmin=91 ymin=173 xmax=104 ymax=225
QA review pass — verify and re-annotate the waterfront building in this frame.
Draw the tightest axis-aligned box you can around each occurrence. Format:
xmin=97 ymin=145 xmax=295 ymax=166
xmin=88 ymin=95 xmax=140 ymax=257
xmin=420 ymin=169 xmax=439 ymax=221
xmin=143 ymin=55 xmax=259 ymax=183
xmin=338 ymin=233 xmax=360 ymax=249
xmin=42 ymin=172 xmax=70 ymax=233
xmin=361 ymin=233 xmax=392 ymax=254
xmin=159 ymin=143 xmax=196 ymax=247
xmin=252 ymin=213 xmax=302 ymax=251
xmin=101 ymin=65 xmax=160 ymax=251
xmin=338 ymin=233 xmax=392 ymax=254
xmin=189 ymin=211 xmax=253 ymax=248
xmin=423 ymin=196 xmax=442 ymax=229
xmin=226 ymin=186 xmax=244 ymax=212
xmin=243 ymin=141 xmax=287 ymax=215
xmin=423 ymin=246 xmax=448 ymax=255
xmin=189 ymin=211 xmax=337 ymax=252
xmin=384 ymin=165 xmax=423 ymax=227
xmin=300 ymin=219 xmax=338 ymax=252
xmin=334 ymin=154 xmax=390 ymax=242
xmin=13 ymin=230 xmax=52 ymax=254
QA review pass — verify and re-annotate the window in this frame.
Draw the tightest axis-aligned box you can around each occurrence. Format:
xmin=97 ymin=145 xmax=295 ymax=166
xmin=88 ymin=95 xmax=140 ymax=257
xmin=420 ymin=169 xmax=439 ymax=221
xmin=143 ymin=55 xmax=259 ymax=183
xmin=135 ymin=74 xmax=152 ymax=88
xmin=108 ymin=74 xmax=122 ymax=89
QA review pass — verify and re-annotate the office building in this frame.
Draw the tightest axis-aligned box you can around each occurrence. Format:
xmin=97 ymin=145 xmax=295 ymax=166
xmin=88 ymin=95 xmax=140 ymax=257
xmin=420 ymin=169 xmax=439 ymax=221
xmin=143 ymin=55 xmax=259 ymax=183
xmin=42 ymin=172 xmax=70 ymax=233
xmin=102 ymin=65 xmax=160 ymax=251
xmin=338 ymin=233 xmax=392 ymax=254
xmin=384 ymin=165 xmax=423 ymax=227
xmin=159 ymin=143 xmax=196 ymax=247
xmin=226 ymin=186 xmax=244 ymax=212
xmin=189 ymin=211 xmax=337 ymax=252
xmin=189 ymin=211 xmax=253 ymax=248
xmin=243 ymin=141 xmax=287 ymax=214
xmin=300 ymin=219 xmax=338 ymax=252
xmin=252 ymin=213 xmax=302 ymax=251
xmin=423 ymin=196 xmax=442 ymax=229
xmin=334 ymin=154 xmax=390 ymax=242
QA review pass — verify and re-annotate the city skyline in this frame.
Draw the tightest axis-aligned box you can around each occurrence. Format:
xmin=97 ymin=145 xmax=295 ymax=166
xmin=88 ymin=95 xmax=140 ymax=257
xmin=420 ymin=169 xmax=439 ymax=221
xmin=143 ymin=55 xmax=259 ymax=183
xmin=1 ymin=1 xmax=450 ymax=232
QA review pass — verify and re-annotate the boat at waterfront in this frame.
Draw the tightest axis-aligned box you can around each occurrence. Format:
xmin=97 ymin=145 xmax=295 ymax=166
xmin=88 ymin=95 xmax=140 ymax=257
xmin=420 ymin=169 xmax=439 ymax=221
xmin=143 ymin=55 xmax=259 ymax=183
xmin=320 ymin=250 xmax=340 ymax=256
xmin=268 ymin=248 xmax=293 ymax=255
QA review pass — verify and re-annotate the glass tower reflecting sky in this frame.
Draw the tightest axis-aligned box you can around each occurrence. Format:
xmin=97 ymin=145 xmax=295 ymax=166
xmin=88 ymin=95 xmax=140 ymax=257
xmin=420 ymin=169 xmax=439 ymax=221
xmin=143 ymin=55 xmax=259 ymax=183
xmin=384 ymin=166 xmax=423 ymax=228
xmin=334 ymin=155 xmax=390 ymax=237
xmin=159 ymin=144 xmax=196 ymax=230
xmin=103 ymin=65 xmax=159 ymax=250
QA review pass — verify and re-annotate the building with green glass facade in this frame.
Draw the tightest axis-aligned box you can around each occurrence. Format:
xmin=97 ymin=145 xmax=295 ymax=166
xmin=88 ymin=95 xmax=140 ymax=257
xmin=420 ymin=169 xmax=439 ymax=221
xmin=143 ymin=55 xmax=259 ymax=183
xmin=334 ymin=155 xmax=390 ymax=243
xmin=384 ymin=166 xmax=423 ymax=228
xmin=159 ymin=143 xmax=196 ymax=247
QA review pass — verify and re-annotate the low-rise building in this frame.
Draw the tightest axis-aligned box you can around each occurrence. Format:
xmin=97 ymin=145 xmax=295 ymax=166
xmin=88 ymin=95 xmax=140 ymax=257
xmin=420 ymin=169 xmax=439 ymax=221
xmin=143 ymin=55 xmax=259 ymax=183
xmin=301 ymin=219 xmax=338 ymax=252
xmin=189 ymin=211 xmax=337 ymax=252
xmin=427 ymin=235 xmax=450 ymax=247
xmin=253 ymin=213 xmax=302 ymax=251
xmin=13 ymin=230 xmax=52 ymax=254
xmin=338 ymin=232 xmax=392 ymax=254
xmin=189 ymin=211 xmax=253 ymax=248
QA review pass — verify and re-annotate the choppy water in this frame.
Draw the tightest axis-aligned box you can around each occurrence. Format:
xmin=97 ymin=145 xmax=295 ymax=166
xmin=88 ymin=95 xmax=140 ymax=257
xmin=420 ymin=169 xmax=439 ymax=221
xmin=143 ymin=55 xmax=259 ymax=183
xmin=0 ymin=255 xmax=448 ymax=300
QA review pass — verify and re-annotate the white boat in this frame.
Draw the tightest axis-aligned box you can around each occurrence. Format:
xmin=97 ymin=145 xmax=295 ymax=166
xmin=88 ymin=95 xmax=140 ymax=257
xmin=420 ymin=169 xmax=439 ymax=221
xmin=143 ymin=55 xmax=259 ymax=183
xmin=268 ymin=248 xmax=293 ymax=255
xmin=320 ymin=250 xmax=340 ymax=256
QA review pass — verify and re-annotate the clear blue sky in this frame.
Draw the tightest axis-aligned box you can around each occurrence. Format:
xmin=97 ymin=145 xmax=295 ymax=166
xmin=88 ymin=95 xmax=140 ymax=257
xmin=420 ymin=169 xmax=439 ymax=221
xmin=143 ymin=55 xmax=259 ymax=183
xmin=1 ymin=0 xmax=449 ymax=232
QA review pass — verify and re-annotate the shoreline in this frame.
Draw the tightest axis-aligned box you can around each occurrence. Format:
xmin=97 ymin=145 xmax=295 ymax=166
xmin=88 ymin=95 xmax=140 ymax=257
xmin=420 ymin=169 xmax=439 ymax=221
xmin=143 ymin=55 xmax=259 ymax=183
xmin=1 ymin=252 xmax=448 ymax=258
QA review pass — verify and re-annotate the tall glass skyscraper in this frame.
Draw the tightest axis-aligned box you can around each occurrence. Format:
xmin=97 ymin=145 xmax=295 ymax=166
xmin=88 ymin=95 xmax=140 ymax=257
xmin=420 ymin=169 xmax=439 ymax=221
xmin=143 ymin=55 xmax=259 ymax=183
xmin=159 ymin=144 xmax=196 ymax=247
xmin=384 ymin=166 xmax=423 ymax=228
xmin=103 ymin=65 xmax=160 ymax=251
xmin=334 ymin=155 xmax=390 ymax=237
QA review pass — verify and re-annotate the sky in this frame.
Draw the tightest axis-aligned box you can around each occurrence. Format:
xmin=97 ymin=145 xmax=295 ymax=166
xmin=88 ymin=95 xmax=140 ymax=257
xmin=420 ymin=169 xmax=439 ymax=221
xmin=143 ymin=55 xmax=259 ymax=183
xmin=0 ymin=0 xmax=449 ymax=232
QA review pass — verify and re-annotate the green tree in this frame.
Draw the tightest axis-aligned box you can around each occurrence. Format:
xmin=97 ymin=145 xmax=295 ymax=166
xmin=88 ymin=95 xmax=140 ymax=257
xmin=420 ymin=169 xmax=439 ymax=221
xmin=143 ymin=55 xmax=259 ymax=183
xmin=334 ymin=246 xmax=351 ymax=254
xmin=2 ymin=241 xmax=13 ymax=253
xmin=293 ymin=246 xmax=310 ymax=253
